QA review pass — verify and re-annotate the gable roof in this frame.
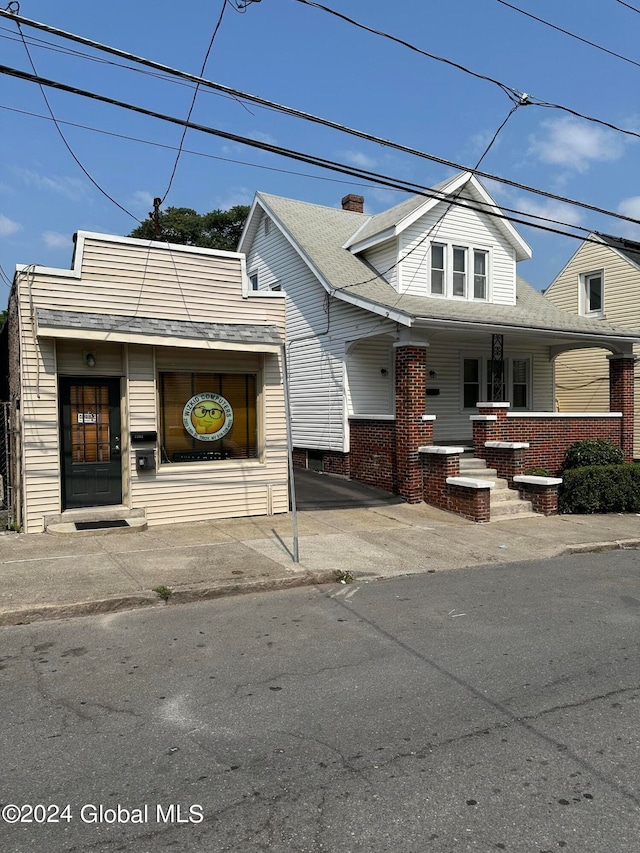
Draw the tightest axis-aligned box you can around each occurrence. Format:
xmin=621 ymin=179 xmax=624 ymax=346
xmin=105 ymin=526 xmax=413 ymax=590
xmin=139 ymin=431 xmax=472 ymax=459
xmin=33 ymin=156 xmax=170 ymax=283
xmin=344 ymin=172 xmax=532 ymax=261
xmin=240 ymin=188 xmax=640 ymax=343
xmin=594 ymin=232 xmax=640 ymax=272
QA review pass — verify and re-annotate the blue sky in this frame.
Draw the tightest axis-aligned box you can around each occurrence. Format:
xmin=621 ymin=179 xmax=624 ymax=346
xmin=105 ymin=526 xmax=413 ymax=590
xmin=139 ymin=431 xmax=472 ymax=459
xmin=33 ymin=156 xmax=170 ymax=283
xmin=1 ymin=0 xmax=639 ymax=302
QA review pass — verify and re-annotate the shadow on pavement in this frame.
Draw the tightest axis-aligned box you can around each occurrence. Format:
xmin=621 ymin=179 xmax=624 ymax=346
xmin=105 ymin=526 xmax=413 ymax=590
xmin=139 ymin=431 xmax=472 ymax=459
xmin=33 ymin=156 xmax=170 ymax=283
xmin=294 ymin=468 xmax=404 ymax=511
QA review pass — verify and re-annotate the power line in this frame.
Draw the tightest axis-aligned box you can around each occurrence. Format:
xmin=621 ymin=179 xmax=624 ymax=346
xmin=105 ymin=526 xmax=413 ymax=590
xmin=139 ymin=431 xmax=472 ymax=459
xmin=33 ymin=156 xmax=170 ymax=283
xmin=5 ymin=6 xmax=640 ymax=185
xmin=0 ymin=62 xmax=628 ymax=247
xmin=614 ymin=0 xmax=640 ymax=13
xmin=3 ymin=60 xmax=640 ymax=236
xmin=161 ymin=0 xmax=229 ymax=203
xmin=10 ymin=19 xmax=140 ymax=223
xmin=0 ymin=101 xmax=606 ymax=241
xmin=495 ymin=0 xmax=640 ymax=71
xmin=291 ymin=0 xmax=520 ymax=102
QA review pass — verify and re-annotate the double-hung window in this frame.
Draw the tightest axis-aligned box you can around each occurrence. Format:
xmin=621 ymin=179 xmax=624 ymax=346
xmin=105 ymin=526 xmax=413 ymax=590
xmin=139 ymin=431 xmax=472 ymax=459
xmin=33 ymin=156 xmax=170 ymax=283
xmin=429 ymin=243 xmax=489 ymax=300
xmin=462 ymin=356 xmax=530 ymax=410
xmin=581 ymin=271 xmax=604 ymax=317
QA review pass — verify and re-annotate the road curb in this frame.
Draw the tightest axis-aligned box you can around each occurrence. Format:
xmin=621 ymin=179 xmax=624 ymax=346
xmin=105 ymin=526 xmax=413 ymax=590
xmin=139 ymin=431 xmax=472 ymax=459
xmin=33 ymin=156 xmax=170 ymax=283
xmin=0 ymin=569 xmax=339 ymax=627
xmin=563 ymin=538 xmax=640 ymax=556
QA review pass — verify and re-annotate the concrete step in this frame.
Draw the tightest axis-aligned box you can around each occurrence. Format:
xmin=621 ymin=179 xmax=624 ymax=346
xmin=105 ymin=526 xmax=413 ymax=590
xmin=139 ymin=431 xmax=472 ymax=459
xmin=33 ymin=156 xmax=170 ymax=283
xmin=490 ymin=487 xmax=525 ymax=502
xmin=45 ymin=505 xmax=147 ymax=535
xmin=489 ymin=499 xmax=535 ymax=519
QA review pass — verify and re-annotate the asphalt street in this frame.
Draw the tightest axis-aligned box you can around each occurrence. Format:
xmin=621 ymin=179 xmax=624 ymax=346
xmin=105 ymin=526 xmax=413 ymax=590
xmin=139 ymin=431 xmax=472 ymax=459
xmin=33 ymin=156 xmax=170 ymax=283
xmin=1 ymin=550 xmax=640 ymax=852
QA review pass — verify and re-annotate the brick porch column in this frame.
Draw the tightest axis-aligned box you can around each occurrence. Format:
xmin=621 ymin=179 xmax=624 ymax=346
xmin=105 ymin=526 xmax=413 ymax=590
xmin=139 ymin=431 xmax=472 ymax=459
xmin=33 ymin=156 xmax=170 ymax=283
xmin=394 ymin=344 xmax=430 ymax=503
xmin=609 ymin=355 xmax=636 ymax=462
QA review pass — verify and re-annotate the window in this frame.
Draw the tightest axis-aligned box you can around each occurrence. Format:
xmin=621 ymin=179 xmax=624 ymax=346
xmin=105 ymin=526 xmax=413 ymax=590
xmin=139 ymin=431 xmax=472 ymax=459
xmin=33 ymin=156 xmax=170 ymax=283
xmin=462 ymin=357 xmax=530 ymax=410
xmin=582 ymin=271 xmax=603 ymax=316
xmin=249 ymin=272 xmax=259 ymax=291
xmin=159 ymin=372 xmax=257 ymax=464
xmin=474 ymin=250 xmax=488 ymax=299
xmin=430 ymin=244 xmax=445 ymax=295
xmin=463 ymin=358 xmax=481 ymax=409
xmin=264 ymin=218 xmax=270 ymax=236
xmin=429 ymin=243 xmax=489 ymax=300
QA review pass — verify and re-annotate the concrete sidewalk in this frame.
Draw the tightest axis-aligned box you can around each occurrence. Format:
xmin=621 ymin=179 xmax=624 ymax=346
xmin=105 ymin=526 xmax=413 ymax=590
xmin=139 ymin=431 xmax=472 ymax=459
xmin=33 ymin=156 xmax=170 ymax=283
xmin=1 ymin=481 xmax=639 ymax=625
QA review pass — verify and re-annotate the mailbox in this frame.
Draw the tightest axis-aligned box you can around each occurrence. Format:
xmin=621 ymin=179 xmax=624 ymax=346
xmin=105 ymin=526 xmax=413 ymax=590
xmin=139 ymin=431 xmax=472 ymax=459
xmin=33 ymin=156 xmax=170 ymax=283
xmin=135 ymin=449 xmax=156 ymax=472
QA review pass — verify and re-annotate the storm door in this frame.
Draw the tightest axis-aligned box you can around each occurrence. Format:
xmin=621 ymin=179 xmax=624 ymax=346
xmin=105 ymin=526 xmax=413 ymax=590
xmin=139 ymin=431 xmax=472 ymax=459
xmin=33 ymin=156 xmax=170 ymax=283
xmin=60 ymin=378 xmax=122 ymax=509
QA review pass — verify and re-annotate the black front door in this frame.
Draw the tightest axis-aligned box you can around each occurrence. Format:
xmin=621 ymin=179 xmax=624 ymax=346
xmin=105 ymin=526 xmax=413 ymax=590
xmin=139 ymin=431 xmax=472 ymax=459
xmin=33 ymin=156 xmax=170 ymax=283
xmin=60 ymin=378 xmax=122 ymax=509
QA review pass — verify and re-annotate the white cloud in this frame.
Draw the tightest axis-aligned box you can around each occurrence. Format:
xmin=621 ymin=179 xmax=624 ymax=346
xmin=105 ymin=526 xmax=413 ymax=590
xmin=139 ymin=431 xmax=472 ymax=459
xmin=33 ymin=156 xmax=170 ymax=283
xmin=616 ymin=196 xmax=640 ymax=239
xmin=513 ymin=196 xmax=583 ymax=228
xmin=528 ymin=117 xmax=626 ymax=172
xmin=130 ymin=190 xmax=154 ymax=211
xmin=0 ymin=214 xmax=22 ymax=237
xmin=212 ymin=187 xmax=253 ymax=209
xmin=247 ymin=130 xmax=278 ymax=146
xmin=43 ymin=231 xmax=71 ymax=249
xmin=14 ymin=168 xmax=89 ymax=200
xmin=339 ymin=149 xmax=378 ymax=170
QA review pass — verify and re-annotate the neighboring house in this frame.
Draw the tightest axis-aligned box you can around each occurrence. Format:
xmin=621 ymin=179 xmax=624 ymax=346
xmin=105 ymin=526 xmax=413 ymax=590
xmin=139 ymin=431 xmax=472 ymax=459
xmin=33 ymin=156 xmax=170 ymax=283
xmin=239 ymin=171 xmax=639 ymax=509
xmin=544 ymin=232 xmax=640 ymax=458
xmin=6 ymin=231 xmax=288 ymax=534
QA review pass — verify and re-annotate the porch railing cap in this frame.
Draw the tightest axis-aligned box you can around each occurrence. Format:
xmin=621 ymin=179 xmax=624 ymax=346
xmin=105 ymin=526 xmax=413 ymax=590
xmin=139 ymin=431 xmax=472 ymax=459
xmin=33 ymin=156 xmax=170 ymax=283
xmin=446 ymin=476 xmax=494 ymax=489
xmin=484 ymin=441 xmax=530 ymax=449
xmin=513 ymin=475 xmax=563 ymax=486
xmin=420 ymin=445 xmax=465 ymax=455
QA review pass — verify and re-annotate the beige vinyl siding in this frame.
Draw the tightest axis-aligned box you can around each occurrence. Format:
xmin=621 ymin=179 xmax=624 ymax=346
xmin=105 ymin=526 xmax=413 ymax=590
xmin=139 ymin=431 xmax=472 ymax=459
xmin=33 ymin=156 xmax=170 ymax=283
xmin=399 ymin=195 xmax=516 ymax=304
xmin=346 ymin=336 xmax=394 ymax=415
xmin=546 ymin=240 xmax=640 ymax=456
xmin=16 ymin=236 xmax=288 ymax=531
xmin=56 ymin=341 xmax=124 ymax=375
xmin=362 ymin=238 xmax=398 ymax=290
xmin=246 ymin=214 xmax=396 ymax=451
xmin=425 ymin=338 xmax=554 ymax=442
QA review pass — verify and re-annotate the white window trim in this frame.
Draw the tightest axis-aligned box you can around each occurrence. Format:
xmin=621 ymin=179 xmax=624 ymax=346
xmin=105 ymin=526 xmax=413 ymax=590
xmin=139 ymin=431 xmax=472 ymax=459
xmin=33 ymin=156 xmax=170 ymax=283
xmin=579 ymin=269 xmax=605 ymax=318
xmin=460 ymin=354 xmax=532 ymax=412
xmin=429 ymin=242 xmax=491 ymax=301
xmin=249 ymin=271 xmax=259 ymax=291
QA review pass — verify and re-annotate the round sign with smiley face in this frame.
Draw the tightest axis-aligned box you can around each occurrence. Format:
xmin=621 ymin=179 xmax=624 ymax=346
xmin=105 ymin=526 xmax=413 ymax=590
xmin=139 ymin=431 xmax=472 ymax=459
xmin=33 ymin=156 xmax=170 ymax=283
xmin=182 ymin=393 xmax=234 ymax=441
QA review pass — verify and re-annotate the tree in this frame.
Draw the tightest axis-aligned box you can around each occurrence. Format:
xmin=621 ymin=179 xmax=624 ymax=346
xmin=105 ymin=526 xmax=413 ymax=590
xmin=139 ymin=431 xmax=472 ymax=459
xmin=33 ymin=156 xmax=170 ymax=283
xmin=128 ymin=205 xmax=250 ymax=252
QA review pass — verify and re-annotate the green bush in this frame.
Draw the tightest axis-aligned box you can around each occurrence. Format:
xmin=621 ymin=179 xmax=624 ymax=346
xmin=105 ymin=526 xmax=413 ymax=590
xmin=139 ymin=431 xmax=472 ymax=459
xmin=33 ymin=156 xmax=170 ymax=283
xmin=525 ymin=466 xmax=551 ymax=477
xmin=562 ymin=439 xmax=624 ymax=470
xmin=559 ymin=464 xmax=640 ymax=514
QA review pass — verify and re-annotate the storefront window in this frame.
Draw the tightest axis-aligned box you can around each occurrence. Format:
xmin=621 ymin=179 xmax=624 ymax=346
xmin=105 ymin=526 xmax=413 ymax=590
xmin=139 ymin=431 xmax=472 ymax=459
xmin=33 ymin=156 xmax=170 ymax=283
xmin=160 ymin=372 xmax=257 ymax=463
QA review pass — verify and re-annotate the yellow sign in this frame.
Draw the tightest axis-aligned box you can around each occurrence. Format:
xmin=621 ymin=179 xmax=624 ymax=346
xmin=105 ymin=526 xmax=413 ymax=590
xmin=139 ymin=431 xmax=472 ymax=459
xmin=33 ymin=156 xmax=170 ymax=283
xmin=182 ymin=393 xmax=233 ymax=441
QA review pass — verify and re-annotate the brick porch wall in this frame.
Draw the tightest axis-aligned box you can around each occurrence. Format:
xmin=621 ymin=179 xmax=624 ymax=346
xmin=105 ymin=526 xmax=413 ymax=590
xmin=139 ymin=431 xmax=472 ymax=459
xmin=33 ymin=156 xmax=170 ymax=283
xmin=349 ymin=419 xmax=397 ymax=493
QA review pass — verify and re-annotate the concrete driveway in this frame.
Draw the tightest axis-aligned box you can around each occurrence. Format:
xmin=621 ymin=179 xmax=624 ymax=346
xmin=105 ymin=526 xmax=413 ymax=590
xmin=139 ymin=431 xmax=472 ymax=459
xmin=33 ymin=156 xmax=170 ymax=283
xmin=293 ymin=468 xmax=403 ymax=510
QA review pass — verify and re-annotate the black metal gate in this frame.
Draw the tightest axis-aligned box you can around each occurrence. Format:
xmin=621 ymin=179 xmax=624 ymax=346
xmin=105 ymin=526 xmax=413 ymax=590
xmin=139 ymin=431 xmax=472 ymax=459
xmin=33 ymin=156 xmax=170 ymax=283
xmin=0 ymin=401 xmax=15 ymax=529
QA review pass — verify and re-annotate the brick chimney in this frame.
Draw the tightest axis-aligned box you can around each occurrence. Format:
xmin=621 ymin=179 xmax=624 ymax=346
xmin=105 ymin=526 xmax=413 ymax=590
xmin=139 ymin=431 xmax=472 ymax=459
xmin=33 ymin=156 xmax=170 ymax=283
xmin=341 ymin=193 xmax=364 ymax=213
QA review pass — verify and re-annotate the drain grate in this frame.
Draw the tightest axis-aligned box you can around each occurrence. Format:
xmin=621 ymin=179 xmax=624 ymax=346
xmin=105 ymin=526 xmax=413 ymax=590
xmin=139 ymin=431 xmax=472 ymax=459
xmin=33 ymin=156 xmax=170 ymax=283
xmin=75 ymin=519 xmax=130 ymax=531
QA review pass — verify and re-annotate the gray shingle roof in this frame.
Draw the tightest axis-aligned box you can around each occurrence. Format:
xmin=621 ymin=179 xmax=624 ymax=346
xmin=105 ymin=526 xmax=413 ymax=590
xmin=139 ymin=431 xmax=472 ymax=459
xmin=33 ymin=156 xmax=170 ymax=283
xmin=596 ymin=232 xmax=640 ymax=271
xmin=36 ymin=309 xmax=282 ymax=346
xmin=258 ymin=193 xmax=640 ymax=341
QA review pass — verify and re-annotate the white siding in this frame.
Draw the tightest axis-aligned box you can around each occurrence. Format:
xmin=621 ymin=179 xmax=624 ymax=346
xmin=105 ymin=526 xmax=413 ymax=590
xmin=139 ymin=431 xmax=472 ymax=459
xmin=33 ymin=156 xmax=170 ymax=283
xmin=362 ymin=238 xmax=398 ymax=290
xmin=246 ymin=215 xmax=397 ymax=451
xmin=545 ymin=240 xmax=640 ymax=456
xmin=399 ymin=195 xmax=517 ymax=304
xmin=425 ymin=338 xmax=554 ymax=442
xmin=16 ymin=236 xmax=288 ymax=532
xmin=347 ymin=336 xmax=394 ymax=415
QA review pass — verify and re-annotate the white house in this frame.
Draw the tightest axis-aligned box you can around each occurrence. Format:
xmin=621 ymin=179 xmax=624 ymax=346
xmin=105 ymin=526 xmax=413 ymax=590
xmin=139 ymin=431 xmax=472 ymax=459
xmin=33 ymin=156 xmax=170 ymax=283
xmin=239 ymin=172 xmax=639 ymax=506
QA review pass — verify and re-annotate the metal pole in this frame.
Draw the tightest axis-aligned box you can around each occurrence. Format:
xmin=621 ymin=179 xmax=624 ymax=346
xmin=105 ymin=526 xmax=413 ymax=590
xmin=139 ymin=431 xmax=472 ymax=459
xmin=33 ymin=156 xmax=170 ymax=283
xmin=281 ymin=344 xmax=299 ymax=563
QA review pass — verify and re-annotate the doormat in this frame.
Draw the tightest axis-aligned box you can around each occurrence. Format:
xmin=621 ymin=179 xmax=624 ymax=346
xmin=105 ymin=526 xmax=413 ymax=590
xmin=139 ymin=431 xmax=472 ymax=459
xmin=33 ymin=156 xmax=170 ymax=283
xmin=75 ymin=519 xmax=130 ymax=531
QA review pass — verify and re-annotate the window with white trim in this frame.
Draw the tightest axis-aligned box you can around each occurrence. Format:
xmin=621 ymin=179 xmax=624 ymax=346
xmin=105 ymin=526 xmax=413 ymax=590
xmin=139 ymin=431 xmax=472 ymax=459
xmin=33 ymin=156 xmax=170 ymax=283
xmin=580 ymin=270 xmax=604 ymax=317
xmin=249 ymin=271 xmax=259 ymax=291
xmin=462 ymin=356 xmax=531 ymax=410
xmin=429 ymin=243 xmax=489 ymax=300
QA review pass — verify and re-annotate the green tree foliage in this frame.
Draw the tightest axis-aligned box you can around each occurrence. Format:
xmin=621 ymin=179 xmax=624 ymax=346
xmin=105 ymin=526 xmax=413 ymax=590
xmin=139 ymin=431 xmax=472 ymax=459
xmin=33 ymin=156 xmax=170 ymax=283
xmin=129 ymin=205 xmax=250 ymax=252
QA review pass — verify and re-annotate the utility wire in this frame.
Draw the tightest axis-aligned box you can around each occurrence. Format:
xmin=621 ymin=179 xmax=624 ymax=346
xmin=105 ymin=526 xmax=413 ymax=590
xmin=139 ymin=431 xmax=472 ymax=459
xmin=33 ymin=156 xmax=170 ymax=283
xmin=161 ymin=0 xmax=229 ymax=203
xmin=495 ymin=0 xmax=640 ymax=71
xmin=11 ymin=20 xmax=140 ymax=223
xmin=614 ymin=0 xmax=640 ymax=13
xmin=5 ymin=8 xmax=640 ymax=207
xmin=0 ymin=262 xmax=13 ymax=287
xmin=3 ymin=60 xmax=640 ymax=236
xmin=291 ymin=0 xmax=520 ymax=102
xmin=0 ymin=101 xmax=606 ymax=241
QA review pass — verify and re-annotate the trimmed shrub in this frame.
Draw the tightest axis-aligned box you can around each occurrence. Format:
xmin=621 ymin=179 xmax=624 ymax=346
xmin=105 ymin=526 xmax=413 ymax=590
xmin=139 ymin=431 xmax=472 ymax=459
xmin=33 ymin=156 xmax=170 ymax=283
xmin=559 ymin=464 xmax=640 ymax=514
xmin=525 ymin=466 xmax=551 ymax=477
xmin=562 ymin=439 xmax=624 ymax=471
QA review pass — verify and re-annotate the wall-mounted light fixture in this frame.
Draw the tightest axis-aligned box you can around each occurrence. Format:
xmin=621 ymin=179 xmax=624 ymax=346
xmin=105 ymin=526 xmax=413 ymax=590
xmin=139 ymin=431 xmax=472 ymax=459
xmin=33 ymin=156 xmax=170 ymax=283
xmin=380 ymin=368 xmax=388 ymax=376
xmin=84 ymin=351 xmax=96 ymax=368
xmin=428 ymin=369 xmax=437 ymax=379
